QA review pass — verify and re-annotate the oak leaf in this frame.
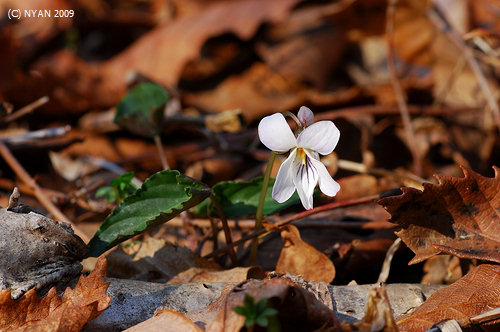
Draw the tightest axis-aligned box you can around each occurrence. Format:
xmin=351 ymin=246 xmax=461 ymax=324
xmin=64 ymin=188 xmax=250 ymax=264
xmin=379 ymin=167 xmax=500 ymax=264
xmin=0 ymin=256 xmax=111 ymax=332
xmin=397 ymin=264 xmax=500 ymax=331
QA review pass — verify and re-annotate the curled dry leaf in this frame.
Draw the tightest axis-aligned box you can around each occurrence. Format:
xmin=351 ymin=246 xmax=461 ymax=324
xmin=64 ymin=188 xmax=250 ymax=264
xmin=0 ymin=256 xmax=111 ymax=332
xmin=397 ymin=264 xmax=500 ymax=331
xmin=345 ymin=285 xmax=398 ymax=332
xmin=275 ymin=225 xmax=336 ymax=283
xmin=379 ymin=166 xmax=500 ymax=264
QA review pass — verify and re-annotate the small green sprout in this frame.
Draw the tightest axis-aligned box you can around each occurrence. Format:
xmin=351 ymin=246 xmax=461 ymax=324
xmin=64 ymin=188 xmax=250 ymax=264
xmin=234 ymin=294 xmax=279 ymax=331
xmin=96 ymin=172 xmax=138 ymax=204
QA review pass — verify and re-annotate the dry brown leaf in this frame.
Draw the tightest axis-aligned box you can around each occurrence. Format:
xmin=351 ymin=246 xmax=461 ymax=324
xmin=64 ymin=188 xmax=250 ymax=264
xmin=256 ymin=6 xmax=347 ymax=89
xmin=188 ymin=277 xmax=340 ymax=332
xmin=167 ymin=266 xmax=265 ymax=284
xmin=62 ymin=128 xmax=118 ymax=156
xmin=276 ymin=225 xmax=335 ymax=283
xmin=124 ymin=309 xmax=203 ymax=332
xmin=7 ymin=51 xmax=121 ymax=116
xmin=335 ymin=174 xmax=380 ymax=201
xmin=184 ymin=62 xmax=306 ymax=122
xmin=379 ymin=166 xmax=500 ymax=264
xmin=105 ymin=0 xmax=303 ymax=87
xmin=397 ymin=264 xmax=500 ymax=331
xmin=0 ymin=256 xmax=111 ymax=332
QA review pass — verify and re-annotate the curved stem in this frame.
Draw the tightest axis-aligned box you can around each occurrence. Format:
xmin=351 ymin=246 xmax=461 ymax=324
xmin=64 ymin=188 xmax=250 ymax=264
xmin=210 ymin=193 xmax=238 ymax=266
xmin=282 ymin=111 xmax=302 ymax=130
xmin=249 ymin=151 xmax=276 ymax=265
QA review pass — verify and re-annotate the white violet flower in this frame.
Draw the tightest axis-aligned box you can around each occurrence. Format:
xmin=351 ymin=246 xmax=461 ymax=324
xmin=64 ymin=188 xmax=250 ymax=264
xmin=258 ymin=106 xmax=340 ymax=210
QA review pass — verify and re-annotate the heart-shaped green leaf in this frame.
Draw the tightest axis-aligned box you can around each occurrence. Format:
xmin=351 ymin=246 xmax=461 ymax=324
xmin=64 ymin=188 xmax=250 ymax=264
xmin=114 ymin=83 xmax=169 ymax=137
xmin=87 ymin=170 xmax=210 ymax=257
xmin=194 ymin=177 xmax=301 ymax=218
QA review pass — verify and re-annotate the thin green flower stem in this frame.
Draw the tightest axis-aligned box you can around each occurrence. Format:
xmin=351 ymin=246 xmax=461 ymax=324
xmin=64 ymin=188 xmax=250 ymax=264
xmin=249 ymin=151 xmax=276 ymax=265
xmin=210 ymin=193 xmax=238 ymax=266
xmin=204 ymin=194 xmax=380 ymax=259
xmin=153 ymin=134 xmax=170 ymax=170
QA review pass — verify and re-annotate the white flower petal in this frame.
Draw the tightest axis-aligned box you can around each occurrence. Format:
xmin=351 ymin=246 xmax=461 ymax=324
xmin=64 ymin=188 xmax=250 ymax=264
xmin=292 ymin=152 xmax=319 ymax=210
xmin=258 ymin=113 xmax=297 ymax=152
xmin=297 ymin=106 xmax=314 ymax=127
xmin=296 ymin=182 xmax=313 ymax=210
xmin=272 ymin=149 xmax=297 ymax=203
xmin=297 ymin=121 xmax=340 ymax=155
xmin=308 ymin=155 xmax=340 ymax=197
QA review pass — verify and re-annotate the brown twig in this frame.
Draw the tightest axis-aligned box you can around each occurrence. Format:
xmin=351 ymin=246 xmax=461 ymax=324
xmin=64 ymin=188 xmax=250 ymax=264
xmin=386 ymin=0 xmax=422 ymax=176
xmin=166 ymin=217 xmax=394 ymax=230
xmin=0 ymin=142 xmax=90 ymax=243
xmin=153 ymin=135 xmax=170 ymax=170
xmin=209 ymin=194 xmax=238 ymax=265
xmin=1 ymin=96 xmax=49 ymax=124
xmin=428 ymin=6 xmax=500 ymax=130
xmin=204 ymin=194 xmax=380 ymax=259
xmin=377 ymin=237 xmax=402 ymax=284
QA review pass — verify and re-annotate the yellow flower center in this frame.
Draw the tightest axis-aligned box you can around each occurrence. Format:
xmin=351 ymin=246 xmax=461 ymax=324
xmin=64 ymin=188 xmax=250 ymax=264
xmin=299 ymin=148 xmax=307 ymax=165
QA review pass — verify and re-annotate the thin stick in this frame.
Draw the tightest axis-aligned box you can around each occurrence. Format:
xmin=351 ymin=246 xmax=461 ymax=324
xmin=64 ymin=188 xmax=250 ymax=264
xmin=428 ymin=7 xmax=500 ymax=130
xmin=0 ymin=142 xmax=90 ymax=243
xmin=153 ymin=135 xmax=170 ymax=170
xmin=210 ymin=194 xmax=238 ymax=265
xmin=1 ymin=96 xmax=49 ymax=123
xmin=166 ymin=217 xmax=394 ymax=230
xmin=386 ymin=0 xmax=421 ymax=176
xmin=2 ymin=126 xmax=71 ymax=144
xmin=204 ymin=194 xmax=379 ymax=259
xmin=208 ymin=216 xmax=218 ymax=250
xmin=337 ymin=159 xmax=428 ymax=188
xmin=377 ymin=237 xmax=401 ymax=284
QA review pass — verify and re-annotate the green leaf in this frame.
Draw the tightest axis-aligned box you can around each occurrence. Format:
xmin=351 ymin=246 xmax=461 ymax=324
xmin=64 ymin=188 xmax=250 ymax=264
xmin=262 ymin=307 xmax=278 ymax=317
xmin=114 ymin=83 xmax=169 ymax=137
xmin=87 ymin=170 xmax=210 ymax=257
xmin=233 ymin=306 xmax=249 ymax=316
xmin=95 ymin=186 xmax=116 ymax=203
xmin=256 ymin=315 xmax=269 ymax=327
xmin=110 ymin=172 xmax=135 ymax=187
xmin=193 ymin=177 xmax=301 ymax=218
